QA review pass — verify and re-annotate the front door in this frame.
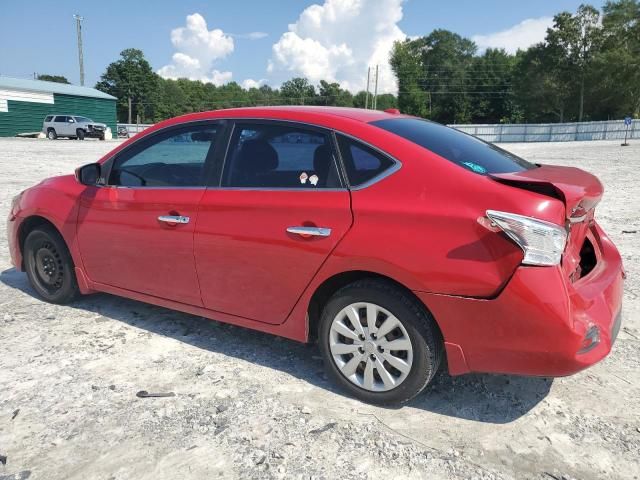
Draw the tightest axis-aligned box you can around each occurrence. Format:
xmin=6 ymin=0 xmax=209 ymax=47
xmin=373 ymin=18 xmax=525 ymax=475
xmin=54 ymin=116 xmax=71 ymax=136
xmin=194 ymin=121 xmax=353 ymax=324
xmin=77 ymin=122 xmax=221 ymax=306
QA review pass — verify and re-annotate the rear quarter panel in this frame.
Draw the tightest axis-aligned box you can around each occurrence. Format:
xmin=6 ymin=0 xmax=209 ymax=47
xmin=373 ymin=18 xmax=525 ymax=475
xmin=327 ymin=127 xmax=566 ymax=297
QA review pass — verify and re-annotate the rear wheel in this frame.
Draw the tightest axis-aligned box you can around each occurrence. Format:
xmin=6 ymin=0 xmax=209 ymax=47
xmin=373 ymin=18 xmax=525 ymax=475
xmin=319 ymin=279 xmax=442 ymax=406
xmin=76 ymin=129 xmax=85 ymax=140
xmin=47 ymin=128 xmax=57 ymax=140
xmin=24 ymin=226 xmax=79 ymax=304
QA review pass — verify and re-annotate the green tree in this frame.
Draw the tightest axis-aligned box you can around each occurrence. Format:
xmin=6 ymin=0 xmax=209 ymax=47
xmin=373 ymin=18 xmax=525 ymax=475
xmin=279 ymin=77 xmax=316 ymax=105
xmin=546 ymin=5 xmax=604 ymax=121
xmin=95 ymin=48 xmax=159 ymax=123
xmin=392 ymin=30 xmax=478 ymax=123
xmin=36 ymin=74 xmax=70 ymax=84
xmin=592 ymin=0 xmax=640 ymax=118
xmin=512 ymin=44 xmax=571 ymax=122
xmin=390 ymin=39 xmax=429 ymax=117
xmin=469 ymin=49 xmax=518 ymax=123
xmin=318 ymin=80 xmax=353 ymax=106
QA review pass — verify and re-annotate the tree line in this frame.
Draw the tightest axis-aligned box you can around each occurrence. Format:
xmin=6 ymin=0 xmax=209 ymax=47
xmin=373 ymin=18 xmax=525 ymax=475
xmin=93 ymin=49 xmax=396 ymax=124
xmin=392 ymin=0 xmax=639 ymax=124
xmin=90 ymin=0 xmax=638 ymax=125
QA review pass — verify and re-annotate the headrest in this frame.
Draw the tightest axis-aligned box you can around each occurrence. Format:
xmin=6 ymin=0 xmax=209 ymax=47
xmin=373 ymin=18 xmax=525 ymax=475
xmin=236 ymin=139 xmax=278 ymax=173
xmin=313 ymin=144 xmax=332 ymax=174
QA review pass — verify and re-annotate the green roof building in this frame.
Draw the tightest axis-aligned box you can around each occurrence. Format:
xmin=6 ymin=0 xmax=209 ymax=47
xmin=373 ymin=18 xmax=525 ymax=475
xmin=0 ymin=76 xmax=117 ymax=137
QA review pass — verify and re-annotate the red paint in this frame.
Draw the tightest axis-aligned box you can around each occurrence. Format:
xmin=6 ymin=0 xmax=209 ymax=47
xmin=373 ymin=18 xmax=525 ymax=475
xmin=194 ymin=190 xmax=352 ymax=323
xmin=6 ymin=107 xmax=624 ymax=378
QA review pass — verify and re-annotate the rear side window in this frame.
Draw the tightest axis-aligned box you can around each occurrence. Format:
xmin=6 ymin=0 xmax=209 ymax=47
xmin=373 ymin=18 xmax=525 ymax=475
xmin=336 ymin=135 xmax=396 ymax=187
xmin=370 ymin=118 xmax=536 ymax=175
xmin=44 ymin=116 xmax=53 ymax=122
xmin=222 ymin=123 xmax=341 ymax=189
xmin=54 ymin=116 xmax=67 ymax=123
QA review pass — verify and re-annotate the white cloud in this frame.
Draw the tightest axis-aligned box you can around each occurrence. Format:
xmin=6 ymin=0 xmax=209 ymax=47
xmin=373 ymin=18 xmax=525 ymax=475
xmin=231 ymin=32 xmax=269 ymax=40
xmin=472 ymin=17 xmax=553 ymax=54
xmin=158 ymin=13 xmax=234 ymax=85
xmin=268 ymin=0 xmax=407 ymax=93
xmin=241 ymin=78 xmax=268 ymax=89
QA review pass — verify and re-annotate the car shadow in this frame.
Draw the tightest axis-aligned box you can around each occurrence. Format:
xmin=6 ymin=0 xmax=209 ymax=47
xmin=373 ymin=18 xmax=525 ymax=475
xmin=1 ymin=267 xmax=552 ymax=424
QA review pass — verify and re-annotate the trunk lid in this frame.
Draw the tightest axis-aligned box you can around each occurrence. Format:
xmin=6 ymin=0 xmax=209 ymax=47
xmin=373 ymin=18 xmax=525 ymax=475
xmin=490 ymin=165 xmax=603 ymax=220
xmin=490 ymin=164 xmax=604 ymax=281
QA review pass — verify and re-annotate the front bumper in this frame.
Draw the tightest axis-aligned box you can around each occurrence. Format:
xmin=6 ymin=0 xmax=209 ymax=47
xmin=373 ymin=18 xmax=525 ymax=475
xmin=7 ymin=211 xmax=23 ymax=271
xmin=85 ymin=128 xmax=105 ymax=138
xmin=417 ymin=221 xmax=624 ymax=377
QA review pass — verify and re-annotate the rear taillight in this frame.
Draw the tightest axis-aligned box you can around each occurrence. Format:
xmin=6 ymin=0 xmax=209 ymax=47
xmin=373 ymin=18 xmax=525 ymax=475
xmin=486 ymin=210 xmax=567 ymax=266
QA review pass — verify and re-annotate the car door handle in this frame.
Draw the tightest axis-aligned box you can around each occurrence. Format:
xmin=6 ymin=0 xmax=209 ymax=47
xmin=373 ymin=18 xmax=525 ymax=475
xmin=286 ymin=226 xmax=332 ymax=237
xmin=158 ymin=215 xmax=190 ymax=224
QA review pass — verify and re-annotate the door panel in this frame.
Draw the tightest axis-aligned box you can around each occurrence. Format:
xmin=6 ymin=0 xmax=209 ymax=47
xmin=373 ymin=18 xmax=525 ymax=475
xmin=76 ymin=122 xmax=221 ymax=306
xmin=77 ymin=187 xmax=205 ymax=305
xmin=194 ymin=190 xmax=352 ymax=323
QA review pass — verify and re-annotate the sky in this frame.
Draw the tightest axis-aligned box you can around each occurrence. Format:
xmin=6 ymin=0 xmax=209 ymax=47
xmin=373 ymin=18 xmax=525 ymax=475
xmin=0 ymin=0 xmax=606 ymax=94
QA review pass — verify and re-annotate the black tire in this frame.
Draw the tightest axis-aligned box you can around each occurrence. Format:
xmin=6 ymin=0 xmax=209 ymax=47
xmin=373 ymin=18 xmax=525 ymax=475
xmin=99 ymin=133 xmax=105 ymax=141
xmin=47 ymin=128 xmax=57 ymax=140
xmin=319 ymin=279 xmax=443 ymax=406
xmin=23 ymin=226 xmax=79 ymax=304
xmin=76 ymin=129 xmax=85 ymax=140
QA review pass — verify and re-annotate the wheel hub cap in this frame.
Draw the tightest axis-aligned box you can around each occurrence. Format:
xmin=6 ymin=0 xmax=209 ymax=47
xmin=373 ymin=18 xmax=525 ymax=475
xmin=34 ymin=243 xmax=63 ymax=290
xmin=329 ymin=302 xmax=413 ymax=393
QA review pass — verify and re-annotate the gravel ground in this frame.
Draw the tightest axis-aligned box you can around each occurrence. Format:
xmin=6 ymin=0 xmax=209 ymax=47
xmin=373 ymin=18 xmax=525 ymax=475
xmin=0 ymin=137 xmax=638 ymax=480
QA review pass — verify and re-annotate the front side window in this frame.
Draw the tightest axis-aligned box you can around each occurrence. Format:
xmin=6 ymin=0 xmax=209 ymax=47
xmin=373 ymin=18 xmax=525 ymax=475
xmin=109 ymin=124 xmax=218 ymax=187
xmin=336 ymin=135 xmax=396 ymax=187
xmin=371 ymin=118 xmax=536 ymax=175
xmin=222 ymin=123 xmax=341 ymax=189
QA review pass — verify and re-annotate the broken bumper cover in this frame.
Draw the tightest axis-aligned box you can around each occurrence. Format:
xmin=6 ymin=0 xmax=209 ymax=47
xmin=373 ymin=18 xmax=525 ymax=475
xmin=416 ymin=222 xmax=624 ymax=377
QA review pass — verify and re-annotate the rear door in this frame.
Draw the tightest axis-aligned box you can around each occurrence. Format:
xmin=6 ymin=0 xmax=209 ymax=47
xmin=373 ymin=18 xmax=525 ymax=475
xmin=194 ymin=120 xmax=353 ymax=324
xmin=54 ymin=116 xmax=70 ymax=135
xmin=77 ymin=122 xmax=221 ymax=306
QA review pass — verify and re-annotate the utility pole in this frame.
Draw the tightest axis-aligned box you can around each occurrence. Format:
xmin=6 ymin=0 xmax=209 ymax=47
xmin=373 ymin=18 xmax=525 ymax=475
xmin=364 ymin=67 xmax=371 ymax=109
xmin=73 ymin=14 xmax=85 ymax=86
xmin=372 ymin=64 xmax=379 ymax=110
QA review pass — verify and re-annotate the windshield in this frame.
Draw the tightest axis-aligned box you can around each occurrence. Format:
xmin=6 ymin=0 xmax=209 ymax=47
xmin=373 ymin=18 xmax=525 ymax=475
xmin=74 ymin=116 xmax=93 ymax=123
xmin=370 ymin=118 xmax=536 ymax=175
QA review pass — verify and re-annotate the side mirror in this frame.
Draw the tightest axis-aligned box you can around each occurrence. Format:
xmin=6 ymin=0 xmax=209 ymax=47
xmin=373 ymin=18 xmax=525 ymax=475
xmin=75 ymin=163 xmax=101 ymax=185
xmin=68 ymin=118 xmax=75 ymax=123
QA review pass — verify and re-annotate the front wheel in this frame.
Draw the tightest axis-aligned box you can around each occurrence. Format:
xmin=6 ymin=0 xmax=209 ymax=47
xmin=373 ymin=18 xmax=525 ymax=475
xmin=76 ymin=129 xmax=85 ymax=140
xmin=24 ymin=226 xmax=79 ymax=304
xmin=319 ymin=279 xmax=443 ymax=406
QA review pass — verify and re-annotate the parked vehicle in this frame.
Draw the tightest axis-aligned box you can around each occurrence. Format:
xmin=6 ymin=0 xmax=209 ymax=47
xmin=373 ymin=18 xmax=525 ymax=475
xmin=42 ymin=115 xmax=107 ymax=140
xmin=117 ymin=125 xmax=130 ymax=138
xmin=9 ymin=107 xmax=623 ymax=405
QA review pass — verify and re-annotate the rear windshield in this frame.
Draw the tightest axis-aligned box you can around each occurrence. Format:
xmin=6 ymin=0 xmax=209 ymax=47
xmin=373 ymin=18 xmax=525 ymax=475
xmin=370 ymin=118 xmax=536 ymax=175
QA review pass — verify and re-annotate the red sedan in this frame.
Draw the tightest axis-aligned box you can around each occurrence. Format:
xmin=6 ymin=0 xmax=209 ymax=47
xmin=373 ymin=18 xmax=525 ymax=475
xmin=7 ymin=107 xmax=624 ymax=405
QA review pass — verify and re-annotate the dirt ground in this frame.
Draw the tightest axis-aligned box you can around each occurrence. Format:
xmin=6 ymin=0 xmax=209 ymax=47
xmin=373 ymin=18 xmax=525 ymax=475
xmin=0 ymin=137 xmax=638 ymax=480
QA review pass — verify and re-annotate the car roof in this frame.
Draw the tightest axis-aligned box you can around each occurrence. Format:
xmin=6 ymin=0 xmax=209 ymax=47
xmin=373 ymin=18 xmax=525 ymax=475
xmin=168 ymin=106 xmax=409 ymax=125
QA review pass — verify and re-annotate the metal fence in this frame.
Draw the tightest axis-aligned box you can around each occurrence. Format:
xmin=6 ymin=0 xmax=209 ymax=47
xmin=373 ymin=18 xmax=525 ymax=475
xmin=117 ymin=119 xmax=638 ymax=143
xmin=117 ymin=123 xmax=153 ymax=137
xmin=449 ymin=119 xmax=638 ymax=142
